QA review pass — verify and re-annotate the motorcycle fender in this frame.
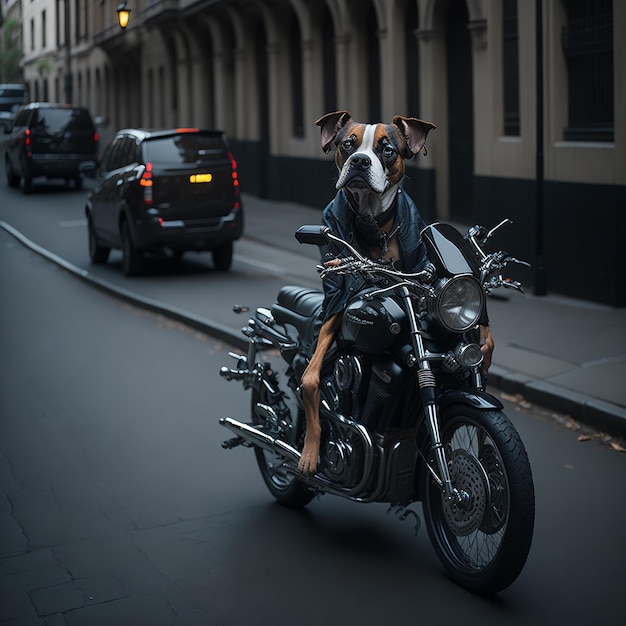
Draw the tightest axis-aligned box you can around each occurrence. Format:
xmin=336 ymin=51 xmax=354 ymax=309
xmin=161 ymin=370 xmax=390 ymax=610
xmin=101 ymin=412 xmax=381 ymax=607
xmin=437 ymin=389 xmax=503 ymax=412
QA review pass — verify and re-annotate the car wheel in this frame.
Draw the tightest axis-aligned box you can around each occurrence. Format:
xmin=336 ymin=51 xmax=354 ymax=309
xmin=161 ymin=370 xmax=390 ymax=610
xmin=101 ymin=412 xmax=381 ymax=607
xmin=5 ymin=158 xmax=19 ymax=188
xmin=22 ymin=169 xmax=33 ymax=195
xmin=87 ymin=216 xmax=110 ymax=265
xmin=212 ymin=242 xmax=233 ymax=271
xmin=121 ymin=220 xmax=143 ymax=276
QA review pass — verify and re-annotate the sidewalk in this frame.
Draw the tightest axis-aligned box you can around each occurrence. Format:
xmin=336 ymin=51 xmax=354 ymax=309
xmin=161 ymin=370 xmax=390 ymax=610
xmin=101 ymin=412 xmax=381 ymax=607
xmin=239 ymin=193 xmax=626 ymax=437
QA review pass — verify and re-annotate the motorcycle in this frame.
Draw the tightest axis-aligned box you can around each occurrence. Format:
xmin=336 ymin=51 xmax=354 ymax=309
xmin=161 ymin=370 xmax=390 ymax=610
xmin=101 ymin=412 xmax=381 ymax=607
xmin=218 ymin=219 xmax=535 ymax=594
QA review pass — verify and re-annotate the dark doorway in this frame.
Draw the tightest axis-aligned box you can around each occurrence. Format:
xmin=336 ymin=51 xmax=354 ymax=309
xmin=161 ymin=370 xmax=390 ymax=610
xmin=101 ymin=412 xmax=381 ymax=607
xmin=446 ymin=0 xmax=474 ymax=222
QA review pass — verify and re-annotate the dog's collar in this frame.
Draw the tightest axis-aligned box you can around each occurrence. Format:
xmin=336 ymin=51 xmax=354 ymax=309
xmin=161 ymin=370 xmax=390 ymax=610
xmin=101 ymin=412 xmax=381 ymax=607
xmin=348 ymin=197 xmax=399 ymax=256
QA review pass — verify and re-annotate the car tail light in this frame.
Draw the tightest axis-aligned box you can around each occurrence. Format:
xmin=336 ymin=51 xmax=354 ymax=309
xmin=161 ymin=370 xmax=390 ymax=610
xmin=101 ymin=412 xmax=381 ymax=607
xmin=228 ymin=151 xmax=239 ymax=193
xmin=25 ymin=129 xmax=32 ymax=158
xmin=140 ymin=162 xmax=153 ymax=204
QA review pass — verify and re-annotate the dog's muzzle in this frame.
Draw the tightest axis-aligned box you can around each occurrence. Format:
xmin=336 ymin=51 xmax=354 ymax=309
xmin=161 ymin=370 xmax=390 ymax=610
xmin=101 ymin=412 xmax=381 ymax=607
xmin=337 ymin=153 xmax=386 ymax=193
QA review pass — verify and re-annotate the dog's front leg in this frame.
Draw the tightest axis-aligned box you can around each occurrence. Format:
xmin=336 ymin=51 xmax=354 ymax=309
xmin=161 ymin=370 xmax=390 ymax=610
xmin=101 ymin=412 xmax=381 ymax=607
xmin=298 ymin=313 xmax=342 ymax=474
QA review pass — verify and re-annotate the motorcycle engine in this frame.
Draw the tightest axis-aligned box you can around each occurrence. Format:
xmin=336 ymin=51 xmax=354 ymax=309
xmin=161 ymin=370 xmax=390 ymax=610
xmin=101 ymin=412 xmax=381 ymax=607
xmin=318 ymin=355 xmax=368 ymax=488
xmin=320 ymin=418 xmax=366 ymax=489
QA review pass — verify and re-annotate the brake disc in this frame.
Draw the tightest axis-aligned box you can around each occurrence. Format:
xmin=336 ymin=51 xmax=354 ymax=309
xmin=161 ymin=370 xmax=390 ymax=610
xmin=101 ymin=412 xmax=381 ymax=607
xmin=443 ymin=449 xmax=489 ymax=536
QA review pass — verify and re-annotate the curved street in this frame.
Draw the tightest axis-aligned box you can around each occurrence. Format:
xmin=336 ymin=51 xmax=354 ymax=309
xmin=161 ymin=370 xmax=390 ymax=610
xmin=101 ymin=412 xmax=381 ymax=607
xmin=1 ymin=178 xmax=625 ymax=624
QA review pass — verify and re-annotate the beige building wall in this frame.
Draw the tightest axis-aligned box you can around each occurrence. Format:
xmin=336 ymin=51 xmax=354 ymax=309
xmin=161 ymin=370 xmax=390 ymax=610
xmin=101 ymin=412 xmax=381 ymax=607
xmin=12 ymin=0 xmax=625 ymax=302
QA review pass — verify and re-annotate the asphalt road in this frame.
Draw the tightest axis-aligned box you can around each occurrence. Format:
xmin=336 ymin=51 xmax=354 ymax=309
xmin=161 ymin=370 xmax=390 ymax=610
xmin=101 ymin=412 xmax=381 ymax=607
xmin=1 ymin=179 xmax=625 ymax=624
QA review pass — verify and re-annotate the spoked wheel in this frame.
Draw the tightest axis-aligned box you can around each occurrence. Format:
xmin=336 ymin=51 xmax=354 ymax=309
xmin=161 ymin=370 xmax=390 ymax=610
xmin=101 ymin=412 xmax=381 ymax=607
xmin=422 ymin=405 xmax=535 ymax=594
xmin=251 ymin=363 xmax=315 ymax=509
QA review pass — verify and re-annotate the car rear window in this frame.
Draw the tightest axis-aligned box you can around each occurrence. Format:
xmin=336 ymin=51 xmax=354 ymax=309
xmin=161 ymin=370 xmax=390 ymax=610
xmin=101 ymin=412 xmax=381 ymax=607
xmin=34 ymin=108 xmax=94 ymax=134
xmin=144 ymin=133 xmax=228 ymax=168
xmin=0 ymin=88 xmax=26 ymax=97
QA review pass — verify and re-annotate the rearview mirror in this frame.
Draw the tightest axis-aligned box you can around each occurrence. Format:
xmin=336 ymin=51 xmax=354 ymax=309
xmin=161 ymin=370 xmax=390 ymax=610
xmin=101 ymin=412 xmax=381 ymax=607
xmin=79 ymin=161 xmax=97 ymax=179
xmin=295 ymin=225 xmax=330 ymax=246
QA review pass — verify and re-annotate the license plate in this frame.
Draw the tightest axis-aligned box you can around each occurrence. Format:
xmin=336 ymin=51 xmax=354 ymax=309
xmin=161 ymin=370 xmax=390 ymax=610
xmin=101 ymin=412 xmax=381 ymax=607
xmin=189 ymin=173 xmax=213 ymax=183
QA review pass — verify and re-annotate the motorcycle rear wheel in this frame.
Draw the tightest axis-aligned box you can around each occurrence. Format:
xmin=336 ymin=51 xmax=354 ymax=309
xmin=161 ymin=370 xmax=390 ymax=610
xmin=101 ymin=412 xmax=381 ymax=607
xmin=251 ymin=374 xmax=315 ymax=509
xmin=422 ymin=405 xmax=534 ymax=594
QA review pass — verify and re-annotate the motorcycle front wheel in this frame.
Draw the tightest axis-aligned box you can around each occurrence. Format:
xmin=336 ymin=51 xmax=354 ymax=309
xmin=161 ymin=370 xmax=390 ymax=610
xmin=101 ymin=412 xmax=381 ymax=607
xmin=251 ymin=366 xmax=315 ymax=509
xmin=421 ymin=405 xmax=535 ymax=594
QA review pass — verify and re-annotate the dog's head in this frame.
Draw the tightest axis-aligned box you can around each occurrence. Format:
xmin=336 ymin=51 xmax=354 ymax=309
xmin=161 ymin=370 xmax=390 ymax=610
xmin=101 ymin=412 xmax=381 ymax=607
xmin=316 ymin=111 xmax=436 ymax=215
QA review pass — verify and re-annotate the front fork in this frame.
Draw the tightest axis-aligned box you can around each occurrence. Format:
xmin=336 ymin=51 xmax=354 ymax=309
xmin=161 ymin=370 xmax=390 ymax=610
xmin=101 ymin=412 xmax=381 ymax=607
xmin=401 ymin=288 xmax=459 ymax=502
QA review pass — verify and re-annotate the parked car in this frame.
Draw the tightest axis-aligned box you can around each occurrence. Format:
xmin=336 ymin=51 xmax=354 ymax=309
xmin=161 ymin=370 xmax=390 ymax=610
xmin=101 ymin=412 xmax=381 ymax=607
xmin=4 ymin=102 xmax=98 ymax=193
xmin=0 ymin=84 xmax=28 ymax=131
xmin=85 ymin=127 xmax=244 ymax=275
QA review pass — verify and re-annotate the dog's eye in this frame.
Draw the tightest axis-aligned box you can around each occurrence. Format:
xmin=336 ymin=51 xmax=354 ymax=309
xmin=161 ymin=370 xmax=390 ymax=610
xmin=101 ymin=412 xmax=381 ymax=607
xmin=342 ymin=139 xmax=355 ymax=152
xmin=382 ymin=146 xmax=396 ymax=159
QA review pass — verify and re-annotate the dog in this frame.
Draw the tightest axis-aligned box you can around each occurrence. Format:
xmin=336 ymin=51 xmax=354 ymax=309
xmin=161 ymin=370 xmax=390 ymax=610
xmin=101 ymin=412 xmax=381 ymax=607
xmin=297 ymin=111 xmax=439 ymax=474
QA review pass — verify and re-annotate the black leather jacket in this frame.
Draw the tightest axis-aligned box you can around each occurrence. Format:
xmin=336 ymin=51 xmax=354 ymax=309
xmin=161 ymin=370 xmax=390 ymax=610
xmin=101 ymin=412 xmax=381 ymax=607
xmin=319 ymin=187 xmax=429 ymax=321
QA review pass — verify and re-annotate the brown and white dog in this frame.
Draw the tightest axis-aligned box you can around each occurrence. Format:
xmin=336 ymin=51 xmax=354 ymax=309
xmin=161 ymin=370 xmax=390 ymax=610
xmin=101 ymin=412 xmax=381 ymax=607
xmin=297 ymin=111 xmax=438 ymax=474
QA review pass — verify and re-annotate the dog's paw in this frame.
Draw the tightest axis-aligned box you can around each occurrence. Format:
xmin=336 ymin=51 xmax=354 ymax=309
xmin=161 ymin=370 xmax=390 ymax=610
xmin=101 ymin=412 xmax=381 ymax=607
xmin=298 ymin=446 xmax=319 ymax=474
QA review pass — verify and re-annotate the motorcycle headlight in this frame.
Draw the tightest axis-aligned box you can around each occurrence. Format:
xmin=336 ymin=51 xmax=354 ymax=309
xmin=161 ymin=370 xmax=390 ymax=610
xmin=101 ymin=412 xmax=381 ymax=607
xmin=432 ymin=275 xmax=485 ymax=332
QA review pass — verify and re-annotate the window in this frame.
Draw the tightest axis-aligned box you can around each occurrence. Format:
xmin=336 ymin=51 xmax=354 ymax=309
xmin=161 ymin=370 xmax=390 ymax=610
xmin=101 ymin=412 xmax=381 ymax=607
xmin=75 ymin=0 xmax=81 ymax=41
xmin=42 ymin=10 xmax=46 ymax=48
xmin=561 ymin=0 xmax=613 ymax=141
xmin=31 ymin=19 xmax=35 ymax=50
xmin=502 ymin=0 xmax=520 ymax=135
xmin=144 ymin=134 xmax=227 ymax=167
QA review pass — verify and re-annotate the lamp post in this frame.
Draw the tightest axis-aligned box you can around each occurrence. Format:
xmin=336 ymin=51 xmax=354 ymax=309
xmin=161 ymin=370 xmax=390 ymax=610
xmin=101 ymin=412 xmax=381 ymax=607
xmin=117 ymin=2 xmax=131 ymax=29
xmin=534 ymin=0 xmax=546 ymax=296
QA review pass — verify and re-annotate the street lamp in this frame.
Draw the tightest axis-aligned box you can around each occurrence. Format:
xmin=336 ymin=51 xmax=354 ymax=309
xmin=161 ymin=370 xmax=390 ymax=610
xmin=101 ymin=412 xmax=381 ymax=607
xmin=117 ymin=2 xmax=131 ymax=29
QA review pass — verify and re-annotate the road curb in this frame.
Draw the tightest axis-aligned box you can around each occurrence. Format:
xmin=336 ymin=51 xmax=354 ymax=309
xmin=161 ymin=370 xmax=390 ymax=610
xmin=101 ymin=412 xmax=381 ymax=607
xmin=3 ymin=220 xmax=625 ymax=438
xmin=1 ymin=220 xmax=249 ymax=352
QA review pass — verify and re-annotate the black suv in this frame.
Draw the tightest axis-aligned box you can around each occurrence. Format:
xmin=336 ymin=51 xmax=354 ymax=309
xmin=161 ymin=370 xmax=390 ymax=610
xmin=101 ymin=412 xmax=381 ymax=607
xmin=85 ymin=127 xmax=243 ymax=275
xmin=0 ymin=84 xmax=28 ymax=130
xmin=4 ymin=102 xmax=98 ymax=193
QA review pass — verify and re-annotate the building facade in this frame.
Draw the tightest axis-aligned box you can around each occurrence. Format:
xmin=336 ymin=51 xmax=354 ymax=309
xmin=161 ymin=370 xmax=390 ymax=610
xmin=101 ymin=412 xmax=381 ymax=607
xmin=15 ymin=0 xmax=626 ymax=305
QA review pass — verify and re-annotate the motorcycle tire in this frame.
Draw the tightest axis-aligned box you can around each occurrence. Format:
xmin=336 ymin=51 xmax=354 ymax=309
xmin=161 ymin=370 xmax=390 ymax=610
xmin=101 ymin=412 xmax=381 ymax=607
xmin=421 ymin=405 xmax=534 ymax=594
xmin=251 ymin=384 xmax=315 ymax=509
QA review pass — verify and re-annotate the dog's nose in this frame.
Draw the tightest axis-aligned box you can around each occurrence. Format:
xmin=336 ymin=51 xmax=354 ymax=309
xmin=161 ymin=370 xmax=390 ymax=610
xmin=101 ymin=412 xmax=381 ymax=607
xmin=351 ymin=154 xmax=371 ymax=170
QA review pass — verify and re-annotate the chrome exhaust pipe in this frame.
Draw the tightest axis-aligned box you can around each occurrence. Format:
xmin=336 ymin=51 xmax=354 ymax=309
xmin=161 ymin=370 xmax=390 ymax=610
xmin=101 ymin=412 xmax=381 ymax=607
xmin=219 ymin=415 xmax=376 ymax=502
xmin=219 ymin=416 xmax=302 ymax=466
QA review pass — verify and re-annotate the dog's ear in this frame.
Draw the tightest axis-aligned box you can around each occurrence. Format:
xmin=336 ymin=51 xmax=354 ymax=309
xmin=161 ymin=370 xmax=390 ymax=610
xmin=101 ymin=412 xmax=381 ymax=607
xmin=315 ymin=111 xmax=353 ymax=153
xmin=393 ymin=116 xmax=436 ymax=158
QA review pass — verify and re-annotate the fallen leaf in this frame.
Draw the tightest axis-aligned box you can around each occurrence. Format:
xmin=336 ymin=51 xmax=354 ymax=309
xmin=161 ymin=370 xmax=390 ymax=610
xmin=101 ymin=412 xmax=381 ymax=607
xmin=609 ymin=442 xmax=626 ymax=453
xmin=501 ymin=393 xmax=523 ymax=403
xmin=577 ymin=434 xmax=592 ymax=442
